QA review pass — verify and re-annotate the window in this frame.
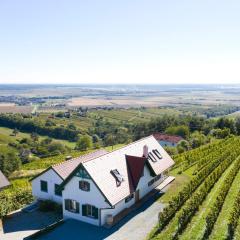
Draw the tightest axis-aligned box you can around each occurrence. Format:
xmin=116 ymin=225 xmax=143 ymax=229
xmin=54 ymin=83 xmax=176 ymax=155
xmin=155 ymin=174 xmax=161 ymax=182
xmin=148 ymin=174 xmax=162 ymax=187
xmin=79 ymin=181 xmax=90 ymax=191
xmin=125 ymin=193 xmax=134 ymax=203
xmin=148 ymin=179 xmax=155 ymax=187
xmin=110 ymin=169 xmax=124 ymax=186
xmin=65 ymin=199 xmax=79 ymax=213
xmin=82 ymin=204 xmax=98 ymax=219
xmin=55 ymin=184 xmax=62 ymax=196
xmin=75 ymin=168 xmax=91 ymax=179
xmin=153 ymin=149 xmax=162 ymax=160
xmin=148 ymin=152 xmax=157 ymax=162
xmin=40 ymin=180 xmax=48 ymax=192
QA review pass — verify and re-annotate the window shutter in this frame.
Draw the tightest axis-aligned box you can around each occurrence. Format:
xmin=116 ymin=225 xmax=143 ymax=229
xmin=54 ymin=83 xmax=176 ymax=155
xmin=82 ymin=204 xmax=87 ymax=216
xmin=76 ymin=202 xmax=80 ymax=213
xmin=93 ymin=206 xmax=99 ymax=219
xmin=86 ymin=182 xmax=90 ymax=191
xmin=65 ymin=199 xmax=69 ymax=210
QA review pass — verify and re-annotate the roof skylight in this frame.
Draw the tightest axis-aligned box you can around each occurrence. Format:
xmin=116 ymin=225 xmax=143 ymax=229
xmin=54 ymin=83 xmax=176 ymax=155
xmin=153 ymin=149 xmax=162 ymax=159
xmin=110 ymin=169 xmax=124 ymax=186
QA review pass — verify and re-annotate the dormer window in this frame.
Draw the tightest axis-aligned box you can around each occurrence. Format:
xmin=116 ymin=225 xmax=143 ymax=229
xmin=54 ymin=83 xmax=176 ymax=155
xmin=153 ymin=149 xmax=162 ymax=159
xmin=79 ymin=180 xmax=90 ymax=191
xmin=148 ymin=152 xmax=157 ymax=162
xmin=110 ymin=169 xmax=124 ymax=186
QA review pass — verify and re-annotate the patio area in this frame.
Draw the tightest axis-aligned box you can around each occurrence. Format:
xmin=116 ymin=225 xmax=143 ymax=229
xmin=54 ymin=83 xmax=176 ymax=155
xmin=0 ymin=209 xmax=62 ymax=240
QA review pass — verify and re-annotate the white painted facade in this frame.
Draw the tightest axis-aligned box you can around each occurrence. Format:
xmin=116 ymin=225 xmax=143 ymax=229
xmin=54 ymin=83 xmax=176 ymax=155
xmin=62 ymin=165 xmax=166 ymax=226
xmin=62 ymin=176 xmax=109 ymax=226
xmin=32 ymin=164 xmax=167 ymax=226
xmin=31 ymin=136 xmax=174 ymax=227
xmin=31 ymin=169 xmax=63 ymax=204
xmin=158 ymin=140 xmax=178 ymax=147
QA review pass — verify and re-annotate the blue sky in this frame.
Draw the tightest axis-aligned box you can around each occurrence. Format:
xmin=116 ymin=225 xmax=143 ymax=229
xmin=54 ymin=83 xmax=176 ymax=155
xmin=0 ymin=0 xmax=240 ymax=84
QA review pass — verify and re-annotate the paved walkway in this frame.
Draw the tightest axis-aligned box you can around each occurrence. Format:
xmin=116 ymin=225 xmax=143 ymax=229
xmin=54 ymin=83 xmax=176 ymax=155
xmin=35 ymin=177 xmax=175 ymax=240
xmin=36 ymin=193 xmax=165 ymax=240
xmin=1 ymin=177 xmax=174 ymax=240
xmin=0 ymin=210 xmax=61 ymax=240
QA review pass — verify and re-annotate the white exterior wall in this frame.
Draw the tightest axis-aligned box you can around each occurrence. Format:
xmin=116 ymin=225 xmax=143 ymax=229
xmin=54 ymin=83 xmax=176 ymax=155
xmin=62 ymin=176 xmax=110 ymax=226
xmin=101 ymin=194 xmax=135 ymax=225
xmin=137 ymin=165 xmax=164 ymax=199
xmin=62 ymin=165 xmax=166 ymax=226
xmin=159 ymin=140 xmax=177 ymax=147
xmin=101 ymin=165 xmax=165 ymax=226
xmin=31 ymin=169 xmax=63 ymax=204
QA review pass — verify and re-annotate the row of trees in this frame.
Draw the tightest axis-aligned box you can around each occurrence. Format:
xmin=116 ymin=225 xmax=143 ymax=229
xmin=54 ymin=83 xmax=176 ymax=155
xmin=204 ymin=156 xmax=240 ymax=238
xmin=175 ymin=144 xmax=240 ymax=238
xmin=154 ymin=137 xmax=240 ymax=237
xmin=0 ymin=114 xmax=79 ymax=141
xmin=227 ymin=188 xmax=240 ymax=239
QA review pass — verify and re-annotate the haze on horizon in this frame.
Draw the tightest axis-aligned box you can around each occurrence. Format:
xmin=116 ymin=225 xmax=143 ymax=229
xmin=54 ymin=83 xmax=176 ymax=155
xmin=0 ymin=0 xmax=240 ymax=85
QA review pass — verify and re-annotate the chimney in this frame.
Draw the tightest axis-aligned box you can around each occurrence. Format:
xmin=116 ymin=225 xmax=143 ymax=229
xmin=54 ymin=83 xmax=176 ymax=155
xmin=143 ymin=145 xmax=148 ymax=158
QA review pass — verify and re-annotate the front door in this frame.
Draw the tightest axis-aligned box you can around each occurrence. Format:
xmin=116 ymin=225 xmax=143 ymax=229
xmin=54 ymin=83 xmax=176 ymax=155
xmin=135 ymin=190 xmax=140 ymax=203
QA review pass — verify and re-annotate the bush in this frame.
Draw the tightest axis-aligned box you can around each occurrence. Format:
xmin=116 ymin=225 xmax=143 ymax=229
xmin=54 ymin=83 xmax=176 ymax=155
xmin=0 ymin=189 xmax=33 ymax=218
xmin=75 ymin=135 xmax=93 ymax=151
xmin=39 ymin=200 xmax=62 ymax=213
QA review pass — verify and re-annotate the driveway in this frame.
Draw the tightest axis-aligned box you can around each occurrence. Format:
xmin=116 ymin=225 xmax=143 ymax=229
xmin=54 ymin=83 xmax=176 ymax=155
xmin=35 ymin=191 xmax=166 ymax=240
xmin=0 ymin=210 xmax=62 ymax=240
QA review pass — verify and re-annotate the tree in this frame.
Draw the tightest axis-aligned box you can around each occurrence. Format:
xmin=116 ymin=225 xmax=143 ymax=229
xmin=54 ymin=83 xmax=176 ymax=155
xmin=165 ymin=125 xmax=190 ymax=138
xmin=117 ymin=127 xmax=131 ymax=144
xmin=104 ymin=133 xmax=116 ymax=149
xmin=211 ymin=128 xmax=231 ymax=139
xmin=177 ymin=140 xmax=190 ymax=153
xmin=236 ymin=117 xmax=240 ymax=135
xmin=0 ymin=152 xmax=21 ymax=176
xmin=30 ymin=132 xmax=39 ymax=142
xmin=12 ymin=128 xmax=19 ymax=136
xmin=165 ymin=146 xmax=178 ymax=156
xmin=75 ymin=135 xmax=93 ymax=151
xmin=190 ymin=131 xmax=207 ymax=148
xmin=215 ymin=117 xmax=236 ymax=134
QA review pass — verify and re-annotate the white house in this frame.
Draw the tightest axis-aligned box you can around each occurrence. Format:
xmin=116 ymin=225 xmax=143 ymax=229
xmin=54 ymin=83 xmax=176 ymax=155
xmin=31 ymin=149 xmax=108 ymax=204
xmin=31 ymin=135 xmax=175 ymax=226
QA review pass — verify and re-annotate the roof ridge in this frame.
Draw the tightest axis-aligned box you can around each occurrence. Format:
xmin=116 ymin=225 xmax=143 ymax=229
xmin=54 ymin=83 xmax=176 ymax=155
xmin=52 ymin=149 xmax=107 ymax=167
xmin=83 ymin=135 xmax=154 ymax=164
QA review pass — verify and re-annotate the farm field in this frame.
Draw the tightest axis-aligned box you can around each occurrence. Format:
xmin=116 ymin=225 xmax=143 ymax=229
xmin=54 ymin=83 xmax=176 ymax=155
xmin=148 ymin=136 xmax=240 ymax=240
xmin=0 ymin=104 xmax=33 ymax=114
xmin=89 ymin=107 xmax=181 ymax=123
xmin=0 ymin=126 xmax=76 ymax=148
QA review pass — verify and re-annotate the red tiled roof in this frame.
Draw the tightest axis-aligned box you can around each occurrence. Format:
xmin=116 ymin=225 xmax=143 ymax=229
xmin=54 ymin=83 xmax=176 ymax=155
xmin=126 ymin=155 xmax=147 ymax=190
xmin=52 ymin=149 xmax=108 ymax=179
xmin=0 ymin=170 xmax=10 ymax=190
xmin=153 ymin=133 xmax=183 ymax=143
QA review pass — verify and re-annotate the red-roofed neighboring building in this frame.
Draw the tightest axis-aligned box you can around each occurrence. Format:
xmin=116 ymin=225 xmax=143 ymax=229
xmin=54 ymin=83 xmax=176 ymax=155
xmin=153 ymin=133 xmax=183 ymax=147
